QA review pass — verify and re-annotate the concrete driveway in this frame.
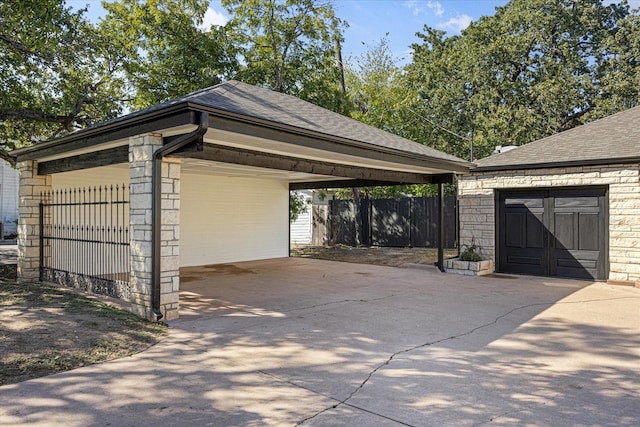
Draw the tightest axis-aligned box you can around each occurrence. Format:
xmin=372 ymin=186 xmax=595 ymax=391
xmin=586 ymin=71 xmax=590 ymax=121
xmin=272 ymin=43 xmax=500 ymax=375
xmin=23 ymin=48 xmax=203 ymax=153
xmin=2 ymin=258 xmax=639 ymax=426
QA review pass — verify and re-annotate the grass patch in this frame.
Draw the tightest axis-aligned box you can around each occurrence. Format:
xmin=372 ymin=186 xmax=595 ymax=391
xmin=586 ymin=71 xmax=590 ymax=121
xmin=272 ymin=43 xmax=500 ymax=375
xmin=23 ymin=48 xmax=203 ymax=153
xmin=0 ymin=280 xmax=167 ymax=386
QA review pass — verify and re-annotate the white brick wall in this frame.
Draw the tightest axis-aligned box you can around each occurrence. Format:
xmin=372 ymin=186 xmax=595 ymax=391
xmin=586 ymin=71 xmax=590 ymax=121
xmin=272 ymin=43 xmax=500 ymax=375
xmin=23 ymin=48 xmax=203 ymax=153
xmin=458 ymin=163 xmax=640 ymax=282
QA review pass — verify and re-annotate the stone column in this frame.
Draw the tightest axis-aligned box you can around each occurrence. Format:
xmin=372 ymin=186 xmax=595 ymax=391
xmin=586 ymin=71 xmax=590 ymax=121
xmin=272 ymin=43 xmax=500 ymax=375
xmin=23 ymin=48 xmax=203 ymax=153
xmin=160 ymin=158 xmax=181 ymax=320
xmin=17 ymin=160 xmax=52 ymax=280
xmin=129 ymin=133 xmax=181 ymax=321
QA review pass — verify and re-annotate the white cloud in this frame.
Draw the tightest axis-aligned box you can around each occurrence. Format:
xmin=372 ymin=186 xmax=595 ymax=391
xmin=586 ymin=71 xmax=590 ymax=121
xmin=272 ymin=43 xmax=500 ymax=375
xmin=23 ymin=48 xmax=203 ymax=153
xmin=427 ymin=1 xmax=444 ymax=17
xmin=439 ymin=14 xmax=473 ymax=33
xmin=403 ymin=0 xmax=423 ymax=15
xmin=403 ymin=0 xmax=444 ymax=17
xmin=199 ymin=7 xmax=228 ymax=30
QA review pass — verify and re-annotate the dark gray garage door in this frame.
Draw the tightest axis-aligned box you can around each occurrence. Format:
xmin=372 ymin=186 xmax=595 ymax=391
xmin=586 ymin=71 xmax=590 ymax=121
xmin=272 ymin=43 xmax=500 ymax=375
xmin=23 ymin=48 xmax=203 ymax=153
xmin=497 ymin=187 xmax=607 ymax=280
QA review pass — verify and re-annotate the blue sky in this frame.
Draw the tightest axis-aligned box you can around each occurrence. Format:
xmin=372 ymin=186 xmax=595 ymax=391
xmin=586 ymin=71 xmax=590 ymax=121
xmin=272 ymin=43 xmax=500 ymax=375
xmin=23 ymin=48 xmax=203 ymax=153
xmin=72 ymin=0 xmax=639 ymax=64
xmin=205 ymin=0 xmax=510 ymax=63
xmin=335 ymin=0 xmax=509 ymax=62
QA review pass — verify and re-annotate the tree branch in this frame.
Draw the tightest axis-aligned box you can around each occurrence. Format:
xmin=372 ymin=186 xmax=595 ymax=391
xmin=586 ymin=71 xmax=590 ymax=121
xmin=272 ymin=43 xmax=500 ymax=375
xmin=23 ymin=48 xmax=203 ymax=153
xmin=0 ymin=110 xmax=72 ymax=124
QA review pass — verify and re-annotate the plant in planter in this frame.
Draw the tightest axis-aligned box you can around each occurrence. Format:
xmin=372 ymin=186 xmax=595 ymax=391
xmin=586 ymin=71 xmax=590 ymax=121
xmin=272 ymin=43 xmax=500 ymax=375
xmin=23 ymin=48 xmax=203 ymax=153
xmin=459 ymin=241 xmax=482 ymax=262
xmin=445 ymin=238 xmax=493 ymax=276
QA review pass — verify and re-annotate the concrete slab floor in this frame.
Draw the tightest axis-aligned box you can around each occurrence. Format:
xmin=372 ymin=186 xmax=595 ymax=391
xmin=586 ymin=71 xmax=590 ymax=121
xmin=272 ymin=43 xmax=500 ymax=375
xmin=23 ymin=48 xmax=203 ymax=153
xmin=2 ymin=257 xmax=639 ymax=426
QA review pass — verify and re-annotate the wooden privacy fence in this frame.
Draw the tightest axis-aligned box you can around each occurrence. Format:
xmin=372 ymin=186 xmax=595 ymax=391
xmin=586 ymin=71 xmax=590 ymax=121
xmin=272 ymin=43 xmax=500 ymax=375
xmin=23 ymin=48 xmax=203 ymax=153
xmin=40 ymin=184 xmax=131 ymax=300
xmin=328 ymin=196 xmax=457 ymax=248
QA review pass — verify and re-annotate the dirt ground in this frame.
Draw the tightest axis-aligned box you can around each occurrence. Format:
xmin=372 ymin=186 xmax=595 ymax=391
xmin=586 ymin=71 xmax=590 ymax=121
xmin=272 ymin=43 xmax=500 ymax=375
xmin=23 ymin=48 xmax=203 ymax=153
xmin=0 ymin=281 xmax=167 ymax=386
xmin=291 ymin=245 xmax=458 ymax=267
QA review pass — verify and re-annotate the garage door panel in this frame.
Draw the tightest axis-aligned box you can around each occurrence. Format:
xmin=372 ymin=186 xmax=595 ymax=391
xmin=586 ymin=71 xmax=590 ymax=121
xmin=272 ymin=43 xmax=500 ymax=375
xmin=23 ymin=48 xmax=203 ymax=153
xmin=504 ymin=197 xmax=544 ymax=208
xmin=505 ymin=213 xmax=523 ymax=247
xmin=526 ymin=213 xmax=544 ymax=249
xmin=554 ymin=197 xmax=599 ymax=209
xmin=508 ymin=255 xmax=544 ymax=266
xmin=498 ymin=188 xmax=607 ymax=281
xmin=556 ymin=258 xmax=597 ymax=269
xmin=499 ymin=194 xmax=546 ymax=276
xmin=578 ymin=213 xmax=599 ymax=250
xmin=554 ymin=212 xmax=575 ymax=250
xmin=554 ymin=250 xmax=599 ymax=267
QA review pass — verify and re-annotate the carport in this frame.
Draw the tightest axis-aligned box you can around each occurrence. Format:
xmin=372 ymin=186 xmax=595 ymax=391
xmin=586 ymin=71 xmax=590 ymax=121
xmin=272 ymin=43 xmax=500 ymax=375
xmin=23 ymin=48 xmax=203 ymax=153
xmin=12 ymin=80 xmax=470 ymax=321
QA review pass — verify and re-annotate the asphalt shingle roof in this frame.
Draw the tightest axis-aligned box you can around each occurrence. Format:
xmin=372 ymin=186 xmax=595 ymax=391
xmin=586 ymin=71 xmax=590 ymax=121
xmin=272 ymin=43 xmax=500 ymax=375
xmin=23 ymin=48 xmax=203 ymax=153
xmin=14 ymin=80 xmax=469 ymax=170
xmin=165 ymin=80 xmax=466 ymax=164
xmin=473 ymin=106 xmax=640 ymax=171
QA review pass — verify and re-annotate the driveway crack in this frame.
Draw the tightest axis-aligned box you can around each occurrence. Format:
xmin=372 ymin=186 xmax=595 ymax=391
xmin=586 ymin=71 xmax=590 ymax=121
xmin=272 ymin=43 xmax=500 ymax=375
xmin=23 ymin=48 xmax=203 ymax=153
xmin=296 ymin=295 xmax=640 ymax=425
xmin=286 ymin=294 xmax=396 ymax=313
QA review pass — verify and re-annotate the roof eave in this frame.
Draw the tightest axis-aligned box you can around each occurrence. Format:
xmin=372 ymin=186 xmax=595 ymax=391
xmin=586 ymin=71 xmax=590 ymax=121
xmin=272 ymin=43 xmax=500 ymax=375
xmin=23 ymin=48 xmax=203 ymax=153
xmin=11 ymin=102 xmax=196 ymax=160
xmin=11 ymin=100 xmax=471 ymax=174
xmin=471 ymin=157 xmax=640 ymax=172
xmin=188 ymin=102 xmax=471 ymax=173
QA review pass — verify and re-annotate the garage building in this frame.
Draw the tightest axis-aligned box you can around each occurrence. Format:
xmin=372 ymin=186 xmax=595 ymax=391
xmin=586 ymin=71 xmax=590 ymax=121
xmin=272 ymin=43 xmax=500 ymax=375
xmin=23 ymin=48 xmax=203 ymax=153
xmin=458 ymin=106 xmax=640 ymax=283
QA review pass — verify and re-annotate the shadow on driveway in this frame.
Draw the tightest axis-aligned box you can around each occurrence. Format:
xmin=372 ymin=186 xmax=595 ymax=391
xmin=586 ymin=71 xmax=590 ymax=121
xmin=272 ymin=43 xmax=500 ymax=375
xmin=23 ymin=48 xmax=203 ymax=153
xmin=2 ymin=258 xmax=639 ymax=426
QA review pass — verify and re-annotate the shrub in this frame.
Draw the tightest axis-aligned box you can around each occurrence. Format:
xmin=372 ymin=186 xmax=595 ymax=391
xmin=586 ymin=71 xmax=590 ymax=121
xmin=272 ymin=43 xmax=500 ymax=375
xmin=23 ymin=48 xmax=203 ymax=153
xmin=459 ymin=241 xmax=482 ymax=262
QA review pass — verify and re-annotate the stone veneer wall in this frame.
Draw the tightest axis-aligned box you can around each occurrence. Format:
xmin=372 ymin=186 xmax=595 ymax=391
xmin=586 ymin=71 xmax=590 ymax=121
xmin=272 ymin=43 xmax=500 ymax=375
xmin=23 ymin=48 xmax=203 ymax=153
xmin=458 ymin=163 xmax=640 ymax=283
xmin=129 ymin=133 xmax=181 ymax=320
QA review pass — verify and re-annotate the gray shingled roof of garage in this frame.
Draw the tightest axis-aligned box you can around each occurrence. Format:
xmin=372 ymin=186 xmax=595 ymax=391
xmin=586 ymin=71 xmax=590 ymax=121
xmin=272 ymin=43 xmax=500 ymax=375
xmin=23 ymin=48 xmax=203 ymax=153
xmin=12 ymin=80 xmax=469 ymax=170
xmin=152 ymin=80 xmax=466 ymax=164
xmin=473 ymin=106 xmax=640 ymax=171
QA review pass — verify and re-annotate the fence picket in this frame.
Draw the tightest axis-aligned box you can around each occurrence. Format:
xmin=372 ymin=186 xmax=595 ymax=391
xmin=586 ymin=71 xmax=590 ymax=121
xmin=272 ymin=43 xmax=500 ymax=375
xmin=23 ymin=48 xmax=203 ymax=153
xmin=39 ymin=184 xmax=131 ymax=301
xmin=328 ymin=196 xmax=457 ymax=248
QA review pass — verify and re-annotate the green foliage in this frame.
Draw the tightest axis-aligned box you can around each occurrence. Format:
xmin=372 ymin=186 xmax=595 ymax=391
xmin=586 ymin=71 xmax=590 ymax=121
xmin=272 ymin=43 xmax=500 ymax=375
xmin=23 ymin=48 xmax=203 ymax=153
xmin=101 ymin=0 xmax=239 ymax=109
xmin=459 ymin=241 xmax=482 ymax=262
xmin=222 ymin=0 xmax=351 ymax=113
xmin=334 ymin=183 xmax=457 ymax=200
xmin=346 ymin=37 xmax=407 ymax=131
xmin=403 ymin=0 xmax=639 ymax=159
xmin=0 ymin=0 xmax=127 ymax=162
xmin=290 ymin=191 xmax=310 ymax=223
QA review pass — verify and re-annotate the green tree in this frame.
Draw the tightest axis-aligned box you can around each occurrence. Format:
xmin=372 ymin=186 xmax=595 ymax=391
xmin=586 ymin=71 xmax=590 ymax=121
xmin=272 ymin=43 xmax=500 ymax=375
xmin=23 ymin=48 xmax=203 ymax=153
xmin=347 ymin=37 xmax=405 ymax=131
xmin=405 ymin=0 xmax=637 ymax=160
xmin=289 ymin=191 xmax=310 ymax=222
xmin=0 ymin=0 xmax=127 ymax=162
xmin=101 ymin=0 xmax=239 ymax=109
xmin=344 ymin=37 xmax=437 ymax=198
xmin=221 ymin=0 xmax=350 ymax=113
xmin=598 ymin=8 xmax=640 ymax=116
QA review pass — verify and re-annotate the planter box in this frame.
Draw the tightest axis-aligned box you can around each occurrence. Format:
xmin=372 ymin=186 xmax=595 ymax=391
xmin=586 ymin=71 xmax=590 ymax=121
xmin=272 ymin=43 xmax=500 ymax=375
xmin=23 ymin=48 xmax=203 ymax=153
xmin=444 ymin=258 xmax=494 ymax=276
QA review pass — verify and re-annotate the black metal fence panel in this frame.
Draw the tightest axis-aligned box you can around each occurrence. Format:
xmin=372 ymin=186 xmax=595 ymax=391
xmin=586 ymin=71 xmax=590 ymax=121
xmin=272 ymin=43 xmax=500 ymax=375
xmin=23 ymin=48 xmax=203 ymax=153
xmin=328 ymin=196 xmax=457 ymax=248
xmin=410 ymin=196 xmax=457 ymax=248
xmin=328 ymin=199 xmax=358 ymax=246
xmin=371 ymin=198 xmax=412 ymax=247
xmin=40 ymin=184 xmax=131 ymax=301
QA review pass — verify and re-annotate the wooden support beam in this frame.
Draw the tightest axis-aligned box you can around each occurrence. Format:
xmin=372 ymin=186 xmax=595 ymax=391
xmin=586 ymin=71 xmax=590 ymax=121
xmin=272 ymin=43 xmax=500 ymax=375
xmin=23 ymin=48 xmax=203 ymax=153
xmin=207 ymin=115 xmax=470 ymax=174
xmin=289 ymin=180 xmax=410 ymax=190
xmin=37 ymin=145 xmax=129 ymax=175
xmin=173 ymin=143 xmax=435 ymax=184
